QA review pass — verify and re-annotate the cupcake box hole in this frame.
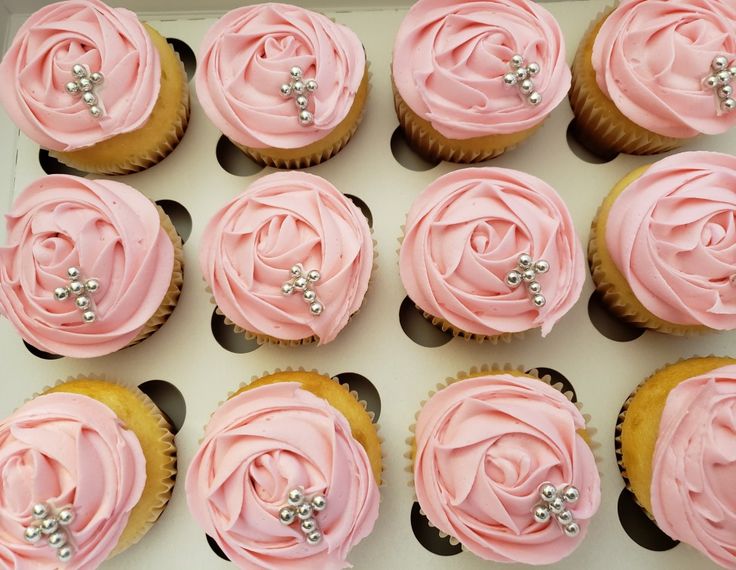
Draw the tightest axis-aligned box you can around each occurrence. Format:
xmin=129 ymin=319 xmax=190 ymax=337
xmin=215 ymin=135 xmax=264 ymax=177
xmin=334 ymin=372 xmax=381 ymax=421
xmin=38 ymin=149 xmax=88 ymax=177
xmin=344 ymin=194 xmax=374 ymax=228
xmin=138 ymin=379 xmax=186 ymax=435
xmin=22 ymin=340 xmax=63 ymax=360
xmin=526 ymin=367 xmax=577 ymax=403
xmin=566 ymin=120 xmax=619 ymax=164
xmin=206 ymin=534 xmax=230 ymax=561
xmin=587 ymin=291 xmax=646 ymax=343
xmin=210 ymin=307 xmax=262 ymax=354
xmin=410 ymin=501 xmax=462 ymax=556
xmin=617 ymin=488 xmax=680 ymax=552
xmin=390 ymin=127 xmax=440 ymax=172
xmin=399 ymin=296 xmax=453 ymax=348
xmin=166 ymin=38 xmax=197 ymax=81
xmin=155 ymin=199 xmax=193 ymax=243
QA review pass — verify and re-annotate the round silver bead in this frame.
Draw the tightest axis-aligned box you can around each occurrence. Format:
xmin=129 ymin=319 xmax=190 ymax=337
xmin=69 ymin=281 xmax=84 ymax=295
xmin=562 ymin=485 xmax=580 ymax=504
xmin=510 ymin=54 xmax=524 ymax=69
xmin=549 ymin=496 xmax=565 ymax=514
xmin=295 ymin=95 xmax=309 ymax=109
xmin=65 ymin=81 xmax=80 ymax=95
xmin=557 ymin=510 xmax=573 ymax=525
xmin=503 ymin=72 xmax=517 ymax=86
xmin=518 ymin=254 xmax=533 ymax=268
xmin=280 ymin=83 xmax=293 ymax=97
xmin=82 ymin=92 xmax=97 ymax=106
xmin=78 ymin=77 xmax=92 ymax=92
xmin=89 ymin=71 xmax=103 ymax=84
xmin=82 ymin=311 xmax=96 ymax=323
xmin=311 ymin=494 xmax=327 ymax=511
xmin=704 ymin=75 xmax=719 ymax=88
xmin=57 ymin=546 xmax=73 ymax=563
xmin=717 ymin=70 xmax=732 ymax=85
xmin=301 ymin=518 xmax=316 ymax=533
xmin=296 ymin=502 xmax=313 ymax=520
xmin=522 ymin=269 xmax=536 ymax=282
xmin=89 ymin=106 xmax=102 ymax=118
xmin=306 ymin=531 xmax=322 ymax=545
xmin=305 ymin=79 xmax=318 ymax=92
xmin=514 ymin=67 xmax=528 ymax=81
xmin=520 ymin=79 xmax=534 ymax=94
xmin=72 ymin=64 xmax=86 ymax=78
xmin=290 ymin=265 xmax=302 ymax=277
xmin=528 ymin=92 xmax=542 ymax=106
xmin=282 ymin=282 xmax=295 ymax=296
xmin=505 ymin=270 xmax=522 ymax=288
xmin=713 ymin=55 xmax=729 ymax=71
xmin=310 ymin=301 xmax=324 ymax=316
xmin=533 ymin=505 xmax=550 ymax=523
xmin=564 ymin=522 xmax=580 ymax=538
xmin=294 ymin=276 xmax=308 ymax=290
xmin=730 ymin=66 xmax=736 ymax=79
xmin=75 ymin=295 xmax=90 ymax=309
xmin=32 ymin=503 xmax=49 ymax=520
xmin=528 ymin=281 xmax=542 ymax=294
xmin=54 ymin=287 xmax=70 ymax=301
xmin=307 ymin=270 xmax=320 ymax=282
xmin=279 ymin=506 xmax=296 ymax=525
xmin=57 ymin=508 xmax=74 ymax=526
xmin=288 ymin=488 xmax=304 ymax=506
xmin=299 ymin=110 xmax=314 ymax=125
xmin=48 ymin=531 xmax=67 ymax=549
xmin=539 ymin=484 xmax=557 ymax=502
xmin=24 ymin=525 xmax=42 ymax=543
xmin=723 ymin=98 xmax=736 ymax=111
xmin=535 ymin=260 xmax=550 ymax=273
xmin=532 ymin=294 xmax=546 ymax=308
xmin=527 ymin=62 xmax=540 ymax=77
xmin=293 ymin=80 xmax=305 ymax=95
xmin=84 ymin=279 xmax=99 ymax=293
xmin=41 ymin=517 xmax=58 ymax=535
xmin=290 ymin=66 xmax=303 ymax=80
xmin=67 ymin=267 xmax=80 ymax=279
xmin=719 ymin=85 xmax=734 ymax=98
xmin=303 ymin=289 xmax=317 ymax=302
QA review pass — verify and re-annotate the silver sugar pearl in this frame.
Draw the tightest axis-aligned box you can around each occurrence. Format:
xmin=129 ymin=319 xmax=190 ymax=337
xmin=282 ymin=282 xmax=295 ymax=296
xmin=290 ymin=66 xmax=303 ymax=80
xmin=540 ymin=484 xmax=557 ymax=502
xmin=717 ymin=70 xmax=732 ymax=85
xmin=72 ymin=64 xmax=86 ymax=78
xmin=84 ymin=279 xmax=99 ymax=293
xmin=78 ymin=77 xmax=92 ymax=92
xmin=279 ymin=506 xmax=296 ymax=525
xmin=303 ymin=289 xmax=317 ymax=302
xmin=299 ymin=110 xmax=314 ymax=125
xmin=290 ymin=265 xmax=303 ymax=277
xmin=720 ymin=85 xmax=734 ymax=98
xmin=57 ymin=546 xmax=73 ymax=563
xmin=522 ymin=269 xmax=536 ymax=282
xmin=82 ymin=311 xmax=96 ymax=324
xmin=528 ymin=92 xmax=543 ymax=106
xmin=294 ymin=276 xmax=308 ymax=290
xmin=288 ymin=488 xmax=304 ymax=506
xmin=562 ymin=486 xmax=580 ymax=504
xmin=69 ymin=281 xmax=84 ymax=295
xmin=705 ymin=75 xmax=719 ymax=88
xmin=549 ymin=496 xmax=565 ymax=514
xmin=503 ymin=72 xmax=517 ymax=86
xmin=295 ymin=95 xmax=309 ymax=109
xmin=280 ymin=83 xmax=293 ymax=97
xmin=510 ymin=54 xmax=524 ymax=69
xmin=532 ymin=294 xmax=546 ymax=308
xmin=535 ymin=260 xmax=550 ymax=274
xmin=311 ymin=495 xmax=327 ymax=511
xmin=54 ymin=287 xmax=70 ymax=301
xmin=24 ymin=525 xmax=42 ymax=543
xmin=75 ymin=295 xmax=90 ymax=309
xmin=301 ymin=518 xmax=316 ymax=533
xmin=296 ymin=502 xmax=313 ymax=520
xmin=528 ymin=281 xmax=542 ymax=294
xmin=310 ymin=301 xmax=323 ymax=316
xmin=533 ymin=505 xmax=550 ymax=523
xmin=89 ymin=106 xmax=102 ymax=118
xmin=67 ymin=267 xmax=80 ymax=279
xmin=564 ymin=522 xmax=580 ymax=538
xmin=506 ymin=270 xmax=522 ymax=288
xmin=48 ymin=531 xmax=67 ymax=549
xmin=58 ymin=508 xmax=74 ymax=526
xmin=518 ymin=254 xmax=533 ymax=269
xmin=515 ymin=67 xmax=528 ymax=81
xmin=41 ymin=517 xmax=58 ymax=535
xmin=32 ymin=503 xmax=49 ymax=520
xmin=306 ymin=531 xmax=322 ymax=545
xmin=305 ymin=79 xmax=318 ymax=92
xmin=89 ymin=71 xmax=104 ymax=84
xmin=520 ymin=79 xmax=534 ymax=94
xmin=82 ymin=92 xmax=97 ymax=106
xmin=557 ymin=510 xmax=574 ymax=525
xmin=527 ymin=62 xmax=540 ymax=77
xmin=65 ymin=82 xmax=79 ymax=95
xmin=730 ymin=66 xmax=736 ymax=78
xmin=293 ymin=80 xmax=305 ymax=95
xmin=723 ymin=98 xmax=736 ymax=111
xmin=713 ymin=55 xmax=729 ymax=71
xmin=307 ymin=270 xmax=320 ymax=282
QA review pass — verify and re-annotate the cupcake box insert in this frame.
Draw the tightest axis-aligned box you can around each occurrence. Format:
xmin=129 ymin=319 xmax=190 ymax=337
xmin=1 ymin=1 xmax=735 ymax=569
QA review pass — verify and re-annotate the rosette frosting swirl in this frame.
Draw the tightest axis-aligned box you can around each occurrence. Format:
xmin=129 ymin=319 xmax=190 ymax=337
xmin=0 ymin=392 xmax=146 ymax=570
xmin=651 ymin=365 xmax=736 ymax=569
xmin=592 ymin=0 xmax=736 ymax=138
xmin=0 ymin=0 xmax=161 ymax=151
xmin=196 ymin=3 xmax=365 ymax=149
xmin=0 ymin=175 xmax=175 ymax=358
xmin=414 ymin=374 xmax=600 ymax=564
xmin=186 ymin=382 xmax=379 ymax=570
xmin=199 ymin=171 xmax=372 ymax=344
xmin=400 ymin=168 xmax=584 ymax=337
xmin=392 ymin=0 xmax=571 ymax=139
xmin=605 ymin=151 xmax=736 ymax=329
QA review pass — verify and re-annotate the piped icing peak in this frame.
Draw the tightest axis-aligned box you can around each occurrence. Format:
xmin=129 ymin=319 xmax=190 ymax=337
xmin=399 ymin=167 xmax=584 ymax=337
xmin=592 ymin=0 xmax=736 ymax=138
xmin=185 ymin=382 xmax=379 ymax=570
xmin=0 ymin=0 xmax=161 ymax=151
xmin=413 ymin=373 xmax=600 ymax=564
xmin=392 ymin=0 xmax=571 ymax=139
xmin=0 ymin=392 xmax=146 ymax=569
xmin=605 ymin=151 xmax=736 ymax=329
xmin=651 ymin=365 xmax=736 ymax=569
xmin=0 ymin=175 xmax=175 ymax=358
xmin=196 ymin=3 xmax=365 ymax=149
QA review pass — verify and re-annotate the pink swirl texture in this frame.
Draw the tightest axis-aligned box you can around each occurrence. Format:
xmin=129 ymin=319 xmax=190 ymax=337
xmin=414 ymin=374 xmax=600 ymax=564
xmin=392 ymin=0 xmax=571 ymax=139
xmin=196 ymin=3 xmax=365 ymax=149
xmin=0 ymin=0 xmax=161 ymax=152
xmin=592 ymin=0 xmax=736 ymax=138
xmin=186 ymin=382 xmax=379 ymax=570
xmin=605 ymin=151 xmax=736 ymax=329
xmin=651 ymin=365 xmax=736 ymax=569
xmin=400 ymin=167 xmax=584 ymax=337
xmin=200 ymin=171 xmax=372 ymax=345
xmin=0 ymin=174 xmax=175 ymax=358
xmin=0 ymin=392 xmax=146 ymax=570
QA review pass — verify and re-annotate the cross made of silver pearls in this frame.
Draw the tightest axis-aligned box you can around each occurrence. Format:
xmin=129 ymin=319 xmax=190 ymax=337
xmin=280 ymin=66 xmax=318 ymax=126
xmin=54 ymin=267 xmax=100 ymax=324
xmin=503 ymin=54 xmax=542 ymax=106
xmin=533 ymin=483 xmax=581 ymax=538
xmin=505 ymin=253 xmax=550 ymax=308
xmin=279 ymin=487 xmax=327 ymax=546
xmin=281 ymin=263 xmax=324 ymax=316
xmin=23 ymin=503 xmax=75 ymax=563
xmin=704 ymin=55 xmax=736 ymax=114
xmin=65 ymin=64 xmax=105 ymax=118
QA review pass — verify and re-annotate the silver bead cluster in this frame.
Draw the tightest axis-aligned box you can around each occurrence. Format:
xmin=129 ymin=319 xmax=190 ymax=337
xmin=503 ymin=54 xmax=542 ymax=106
xmin=53 ymin=266 xmax=100 ymax=324
xmin=704 ymin=55 xmax=736 ymax=113
xmin=64 ymin=64 xmax=105 ymax=118
xmin=23 ymin=503 xmax=75 ymax=563
xmin=505 ymin=253 xmax=550 ymax=308
xmin=280 ymin=66 xmax=318 ymax=126
xmin=533 ymin=483 xmax=581 ymax=538
xmin=278 ymin=487 xmax=327 ymax=546
xmin=282 ymin=263 xmax=324 ymax=316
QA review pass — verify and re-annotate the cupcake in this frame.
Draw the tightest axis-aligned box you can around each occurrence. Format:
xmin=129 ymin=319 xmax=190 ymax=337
xmin=590 ymin=151 xmax=736 ymax=335
xmin=392 ymin=0 xmax=571 ymax=163
xmin=570 ymin=0 xmax=736 ymax=157
xmin=400 ymin=167 xmax=584 ymax=342
xmin=201 ymin=171 xmax=373 ymax=346
xmin=196 ymin=3 xmax=368 ymax=169
xmin=0 ymin=377 xmax=176 ymax=567
xmin=0 ymin=0 xmax=189 ymax=174
xmin=618 ymin=357 xmax=736 ymax=568
xmin=0 ymin=174 xmax=184 ymax=358
xmin=186 ymin=370 xmax=381 ymax=569
xmin=410 ymin=366 xmax=600 ymax=564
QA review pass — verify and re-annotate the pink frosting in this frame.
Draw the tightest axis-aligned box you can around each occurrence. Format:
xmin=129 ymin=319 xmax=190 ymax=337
xmin=200 ymin=171 xmax=372 ymax=345
xmin=592 ymin=0 xmax=736 ymax=138
xmin=400 ymin=167 xmax=584 ymax=337
xmin=651 ymin=365 xmax=736 ymax=569
xmin=0 ymin=0 xmax=161 ymax=152
xmin=0 ymin=392 xmax=146 ymax=570
xmin=186 ymin=382 xmax=379 ymax=570
xmin=196 ymin=3 xmax=365 ymax=149
xmin=414 ymin=374 xmax=600 ymax=564
xmin=392 ymin=0 xmax=571 ymax=139
xmin=605 ymin=151 xmax=736 ymax=329
xmin=0 ymin=174 xmax=175 ymax=358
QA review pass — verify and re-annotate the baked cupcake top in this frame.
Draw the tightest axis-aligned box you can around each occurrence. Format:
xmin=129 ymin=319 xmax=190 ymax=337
xmin=605 ymin=151 xmax=736 ymax=329
xmin=592 ymin=0 xmax=736 ymax=138
xmin=414 ymin=373 xmax=600 ymax=564
xmin=0 ymin=0 xmax=161 ymax=152
xmin=200 ymin=171 xmax=372 ymax=345
xmin=650 ymin=365 xmax=736 ymax=568
xmin=392 ymin=0 xmax=570 ymax=139
xmin=186 ymin=382 xmax=379 ymax=570
xmin=400 ymin=167 xmax=584 ymax=337
xmin=0 ymin=392 xmax=146 ymax=569
xmin=0 ymin=175 xmax=175 ymax=358
xmin=196 ymin=3 xmax=365 ymax=150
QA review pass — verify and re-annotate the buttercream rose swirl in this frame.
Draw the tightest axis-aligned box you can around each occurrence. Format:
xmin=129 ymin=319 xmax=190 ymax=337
xmin=0 ymin=175 xmax=175 ymax=357
xmin=414 ymin=375 xmax=600 ymax=564
xmin=651 ymin=366 xmax=736 ymax=569
xmin=186 ymin=383 xmax=379 ymax=570
xmin=0 ymin=0 xmax=160 ymax=151
xmin=0 ymin=393 xmax=146 ymax=570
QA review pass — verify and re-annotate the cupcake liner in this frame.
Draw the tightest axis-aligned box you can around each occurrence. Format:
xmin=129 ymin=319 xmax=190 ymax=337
xmin=50 ymin=24 xmax=190 ymax=175
xmin=569 ymin=8 xmax=684 ymax=156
